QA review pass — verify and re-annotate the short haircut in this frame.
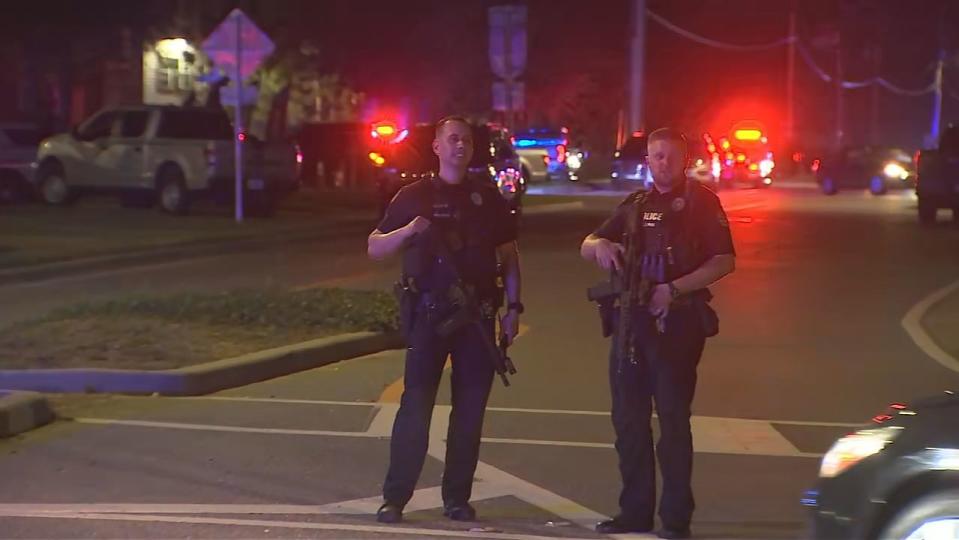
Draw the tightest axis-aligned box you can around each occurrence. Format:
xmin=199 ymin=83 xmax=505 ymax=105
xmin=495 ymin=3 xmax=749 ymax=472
xmin=648 ymin=128 xmax=688 ymax=152
xmin=435 ymin=115 xmax=471 ymax=138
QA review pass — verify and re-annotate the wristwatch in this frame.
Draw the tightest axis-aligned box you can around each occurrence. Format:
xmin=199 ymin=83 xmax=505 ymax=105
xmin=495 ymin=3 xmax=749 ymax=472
xmin=667 ymin=282 xmax=681 ymax=300
xmin=507 ymin=302 xmax=525 ymax=314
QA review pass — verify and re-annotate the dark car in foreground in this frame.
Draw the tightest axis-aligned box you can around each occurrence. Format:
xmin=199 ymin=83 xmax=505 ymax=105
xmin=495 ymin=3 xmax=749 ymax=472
xmin=805 ymin=390 xmax=959 ymax=539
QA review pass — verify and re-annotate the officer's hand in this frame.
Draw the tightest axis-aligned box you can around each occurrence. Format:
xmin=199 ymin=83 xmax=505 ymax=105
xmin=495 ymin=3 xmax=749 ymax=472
xmin=500 ymin=309 xmax=520 ymax=346
xmin=405 ymin=216 xmax=432 ymax=238
xmin=594 ymin=239 xmax=625 ymax=272
xmin=648 ymin=283 xmax=672 ymax=319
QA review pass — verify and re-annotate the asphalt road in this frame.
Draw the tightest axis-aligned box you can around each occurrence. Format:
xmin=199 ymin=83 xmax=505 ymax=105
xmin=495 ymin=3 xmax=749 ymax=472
xmin=1 ymin=183 xmax=958 ymax=539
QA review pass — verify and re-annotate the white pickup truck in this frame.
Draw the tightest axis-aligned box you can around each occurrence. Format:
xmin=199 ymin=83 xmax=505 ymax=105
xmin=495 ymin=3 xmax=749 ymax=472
xmin=34 ymin=106 xmax=299 ymax=216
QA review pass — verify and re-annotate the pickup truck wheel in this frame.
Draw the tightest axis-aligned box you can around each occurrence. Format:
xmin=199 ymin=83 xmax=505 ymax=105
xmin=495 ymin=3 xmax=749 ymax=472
xmin=38 ymin=165 xmax=73 ymax=206
xmin=918 ymin=198 xmax=937 ymax=225
xmin=157 ymin=168 xmax=190 ymax=215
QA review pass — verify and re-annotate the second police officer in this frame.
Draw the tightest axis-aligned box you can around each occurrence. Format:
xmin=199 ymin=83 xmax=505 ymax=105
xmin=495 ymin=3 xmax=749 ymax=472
xmin=581 ymin=128 xmax=736 ymax=539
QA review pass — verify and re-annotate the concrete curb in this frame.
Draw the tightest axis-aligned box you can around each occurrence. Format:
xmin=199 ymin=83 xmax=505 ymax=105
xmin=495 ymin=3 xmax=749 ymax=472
xmin=0 ymin=221 xmax=372 ymax=286
xmin=0 ymin=390 xmax=55 ymax=437
xmin=0 ymin=331 xmax=404 ymax=396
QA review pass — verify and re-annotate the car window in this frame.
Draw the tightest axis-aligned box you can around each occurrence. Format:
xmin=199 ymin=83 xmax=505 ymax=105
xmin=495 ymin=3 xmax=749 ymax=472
xmin=120 ymin=111 xmax=151 ymax=138
xmin=77 ymin=111 xmax=118 ymax=141
xmin=156 ymin=109 xmax=234 ymax=140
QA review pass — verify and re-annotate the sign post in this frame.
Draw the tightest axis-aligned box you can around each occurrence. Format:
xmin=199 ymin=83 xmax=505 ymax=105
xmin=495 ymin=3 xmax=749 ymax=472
xmin=203 ymin=9 xmax=274 ymax=222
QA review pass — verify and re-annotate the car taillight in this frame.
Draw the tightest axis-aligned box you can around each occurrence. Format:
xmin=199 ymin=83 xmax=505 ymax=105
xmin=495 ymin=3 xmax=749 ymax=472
xmin=542 ymin=156 xmax=550 ymax=165
xmin=557 ymin=144 xmax=566 ymax=163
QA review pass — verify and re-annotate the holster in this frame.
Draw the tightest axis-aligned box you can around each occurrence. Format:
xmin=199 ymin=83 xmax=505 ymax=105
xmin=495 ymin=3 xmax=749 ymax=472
xmin=393 ymin=279 xmax=418 ymax=341
xmin=597 ymin=299 xmax=616 ymax=337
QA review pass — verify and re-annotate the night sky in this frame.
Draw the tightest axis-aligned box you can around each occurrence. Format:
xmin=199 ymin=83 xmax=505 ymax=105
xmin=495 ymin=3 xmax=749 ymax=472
xmin=1 ymin=0 xmax=957 ymax=152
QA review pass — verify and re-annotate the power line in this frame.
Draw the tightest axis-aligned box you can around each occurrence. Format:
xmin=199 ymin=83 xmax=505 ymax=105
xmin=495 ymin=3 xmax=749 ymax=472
xmin=650 ymin=9 xmax=938 ymax=97
xmin=795 ymin=41 xmax=832 ymax=83
xmin=647 ymin=10 xmax=794 ymax=52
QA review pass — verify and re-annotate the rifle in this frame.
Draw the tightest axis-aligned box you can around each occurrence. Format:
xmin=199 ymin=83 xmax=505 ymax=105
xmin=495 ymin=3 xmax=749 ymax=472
xmin=585 ymin=192 xmax=656 ymax=373
xmin=428 ymin=227 xmax=517 ymax=387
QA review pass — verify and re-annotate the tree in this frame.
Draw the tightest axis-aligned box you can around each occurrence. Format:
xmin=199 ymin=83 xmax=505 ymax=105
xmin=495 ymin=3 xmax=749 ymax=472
xmin=249 ymin=39 xmax=364 ymax=140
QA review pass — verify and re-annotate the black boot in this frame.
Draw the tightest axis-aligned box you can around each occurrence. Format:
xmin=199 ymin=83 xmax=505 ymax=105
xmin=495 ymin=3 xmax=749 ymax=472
xmin=595 ymin=517 xmax=653 ymax=534
xmin=443 ymin=503 xmax=477 ymax=521
xmin=657 ymin=526 xmax=692 ymax=539
xmin=376 ymin=503 xmax=403 ymax=524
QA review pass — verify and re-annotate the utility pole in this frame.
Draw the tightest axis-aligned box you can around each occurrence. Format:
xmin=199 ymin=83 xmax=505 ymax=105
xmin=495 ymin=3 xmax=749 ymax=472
xmin=628 ymin=0 xmax=646 ymax=134
xmin=504 ymin=21 xmax=514 ymax=131
xmin=871 ymin=43 xmax=881 ymax=145
xmin=931 ymin=49 xmax=945 ymax=145
xmin=835 ymin=31 xmax=844 ymax=148
xmin=785 ymin=1 xmax=797 ymax=148
xmin=926 ymin=2 xmax=948 ymax=148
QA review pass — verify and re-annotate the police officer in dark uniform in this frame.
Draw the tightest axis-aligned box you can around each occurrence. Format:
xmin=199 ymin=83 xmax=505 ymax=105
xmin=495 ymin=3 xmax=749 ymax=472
xmin=580 ymin=128 xmax=735 ymax=539
xmin=367 ymin=116 xmax=522 ymax=524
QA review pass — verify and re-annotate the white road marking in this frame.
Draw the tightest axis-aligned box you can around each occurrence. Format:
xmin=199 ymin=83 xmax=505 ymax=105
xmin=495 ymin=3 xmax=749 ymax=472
xmin=72 ymin=402 xmax=825 ymax=458
xmin=424 ymin=407 xmax=611 ymax=535
xmin=164 ymin=395 xmax=382 ymax=407
xmin=480 ymin=437 xmax=821 ymax=459
xmin=691 ymin=416 xmax=808 ymax=457
xmin=0 ymin=486 xmax=513 ymax=518
xmin=22 ymin=396 xmax=827 ymax=536
xmin=901 ymin=278 xmax=959 ymax=374
xmin=71 ymin=417 xmax=380 ymax=438
xmin=144 ymin=395 xmax=862 ymax=428
xmin=367 ymin=402 xmax=399 ymax=437
xmin=0 ymin=511 xmax=605 ymax=540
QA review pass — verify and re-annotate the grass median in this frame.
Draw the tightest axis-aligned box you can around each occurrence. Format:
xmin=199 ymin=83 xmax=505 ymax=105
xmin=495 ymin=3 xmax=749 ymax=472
xmin=0 ymin=196 xmax=377 ymax=270
xmin=0 ymin=288 xmax=398 ymax=370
